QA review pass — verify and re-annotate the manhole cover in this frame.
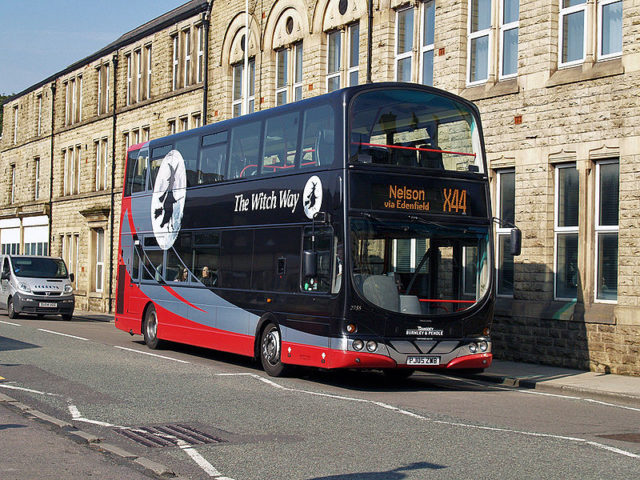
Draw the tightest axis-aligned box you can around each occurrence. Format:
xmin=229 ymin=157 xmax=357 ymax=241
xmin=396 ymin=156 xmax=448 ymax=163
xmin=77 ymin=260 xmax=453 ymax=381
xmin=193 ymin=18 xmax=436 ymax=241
xmin=117 ymin=424 xmax=225 ymax=448
xmin=597 ymin=433 xmax=640 ymax=444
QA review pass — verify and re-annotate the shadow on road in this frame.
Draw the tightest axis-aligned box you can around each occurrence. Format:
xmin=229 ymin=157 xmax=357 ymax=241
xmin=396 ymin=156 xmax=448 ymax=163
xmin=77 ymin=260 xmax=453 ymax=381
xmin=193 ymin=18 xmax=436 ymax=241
xmin=306 ymin=461 xmax=447 ymax=479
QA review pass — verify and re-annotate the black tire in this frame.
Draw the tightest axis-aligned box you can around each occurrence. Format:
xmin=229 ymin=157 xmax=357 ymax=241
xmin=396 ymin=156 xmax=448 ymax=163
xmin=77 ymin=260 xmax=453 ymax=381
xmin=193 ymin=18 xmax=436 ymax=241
xmin=260 ymin=323 xmax=288 ymax=377
xmin=7 ymin=298 xmax=18 ymax=319
xmin=61 ymin=313 xmax=73 ymax=321
xmin=142 ymin=305 xmax=163 ymax=349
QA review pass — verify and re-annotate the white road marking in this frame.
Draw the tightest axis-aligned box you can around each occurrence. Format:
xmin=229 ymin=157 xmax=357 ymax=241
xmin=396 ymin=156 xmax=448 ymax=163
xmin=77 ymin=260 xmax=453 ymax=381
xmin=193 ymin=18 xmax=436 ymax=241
xmin=69 ymin=404 xmax=232 ymax=478
xmin=37 ymin=329 xmax=88 ymax=341
xmin=0 ymin=320 xmax=21 ymax=326
xmin=114 ymin=345 xmax=190 ymax=364
xmin=0 ymin=383 xmax=60 ymax=396
xmin=440 ymin=373 xmax=640 ymax=413
xmin=217 ymin=372 xmax=640 ymax=460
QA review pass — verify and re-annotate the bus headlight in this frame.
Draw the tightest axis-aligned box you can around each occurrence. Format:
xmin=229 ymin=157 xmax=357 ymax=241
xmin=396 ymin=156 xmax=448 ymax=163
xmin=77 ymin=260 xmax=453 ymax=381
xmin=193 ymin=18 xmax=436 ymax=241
xmin=366 ymin=340 xmax=378 ymax=352
xmin=469 ymin=342 xmax=478 ymax=354
xmin=353 ymin=339 xmax=364 ymax=351
xmin=478 ymin=340 xmax=488 ymax=352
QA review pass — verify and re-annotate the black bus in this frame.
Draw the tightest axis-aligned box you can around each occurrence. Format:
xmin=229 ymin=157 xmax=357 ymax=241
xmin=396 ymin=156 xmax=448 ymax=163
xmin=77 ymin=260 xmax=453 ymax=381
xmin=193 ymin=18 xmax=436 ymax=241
xmin=115 ymin=82 xmax=518 ymax=377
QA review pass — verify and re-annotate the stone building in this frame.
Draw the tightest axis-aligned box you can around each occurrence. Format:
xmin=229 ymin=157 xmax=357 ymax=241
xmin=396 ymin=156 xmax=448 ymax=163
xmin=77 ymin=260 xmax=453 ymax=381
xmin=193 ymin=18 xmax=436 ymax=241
xmin=1 ymin=0 xmax=638 ymax=375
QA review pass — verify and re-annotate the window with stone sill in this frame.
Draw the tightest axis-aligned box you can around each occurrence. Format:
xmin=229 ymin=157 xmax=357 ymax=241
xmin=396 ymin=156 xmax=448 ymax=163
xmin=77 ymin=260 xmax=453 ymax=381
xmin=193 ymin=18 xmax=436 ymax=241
xmin=559 ymin=0 xmax=623 ymax=68
xmin=395 ymin=1 xmax=435 ymax=86
xmin=496 ymin=169 xmax=515 ymax=296
xmin=276 ymin=42 xmax=303 ymax=105
xmin=326 ymin=22 xmax=360 ymax=93
xmin=554 ymin=163 xmax=579 ymax=300
xmin=594 ymin=159 xmax=619 ymax=302
xmin=467 ymin=0 xmax=519 ymax=85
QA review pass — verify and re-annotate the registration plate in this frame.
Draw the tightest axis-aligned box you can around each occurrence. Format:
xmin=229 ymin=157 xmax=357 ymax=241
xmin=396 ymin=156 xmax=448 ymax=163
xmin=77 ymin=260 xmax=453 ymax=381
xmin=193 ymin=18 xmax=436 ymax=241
xmin=39 ymin=302 xmax=57 ymax=308
xmin=407 ymin=356 xmax=440 ymax=366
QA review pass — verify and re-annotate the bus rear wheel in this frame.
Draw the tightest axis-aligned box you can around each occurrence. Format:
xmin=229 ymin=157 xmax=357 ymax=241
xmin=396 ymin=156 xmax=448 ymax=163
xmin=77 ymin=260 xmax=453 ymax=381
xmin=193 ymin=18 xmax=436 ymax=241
xmin=260 ymin=323 xmax=288 ymax=377
xmin=143 ymin=305 xmax=163 ymax=350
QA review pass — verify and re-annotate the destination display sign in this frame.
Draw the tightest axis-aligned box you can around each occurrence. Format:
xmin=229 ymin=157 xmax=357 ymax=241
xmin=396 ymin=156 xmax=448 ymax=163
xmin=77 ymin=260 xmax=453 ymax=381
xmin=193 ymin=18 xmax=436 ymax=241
xmin=349 ymin=172 xmax=487 ymax=218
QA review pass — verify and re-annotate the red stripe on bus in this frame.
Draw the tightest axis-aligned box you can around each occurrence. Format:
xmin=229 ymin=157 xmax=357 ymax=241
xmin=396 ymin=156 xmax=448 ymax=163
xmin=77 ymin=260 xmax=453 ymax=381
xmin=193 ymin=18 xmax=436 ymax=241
xmin=418 ymin=298 xmax=476 ymax=304
xmin=353 ymin=142 xmax=476 ymax=157
xmin=162 ymin=285 xmax=207 ymax=313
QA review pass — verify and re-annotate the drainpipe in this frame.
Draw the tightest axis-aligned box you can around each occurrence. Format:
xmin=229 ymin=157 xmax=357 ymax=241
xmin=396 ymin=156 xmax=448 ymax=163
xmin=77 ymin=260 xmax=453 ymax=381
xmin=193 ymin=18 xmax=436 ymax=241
xmin=367 ymin=0 xmax=373 ymax=83
xmin=202 ymin=1 xmax=214 ymax=123
xmin=108 ymin=52 xmax=119 ymax=313
xmin=48 ymin=82 xmax=56 ymax=251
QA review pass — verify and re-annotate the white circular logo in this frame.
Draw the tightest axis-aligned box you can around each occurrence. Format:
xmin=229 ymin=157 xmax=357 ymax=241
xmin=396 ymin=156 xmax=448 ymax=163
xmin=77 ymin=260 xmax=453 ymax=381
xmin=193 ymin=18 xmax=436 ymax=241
xmin=303 ymin=176 xmax=323 ymax=219
xmin=151 ymin=150 xmax=187 ymax=250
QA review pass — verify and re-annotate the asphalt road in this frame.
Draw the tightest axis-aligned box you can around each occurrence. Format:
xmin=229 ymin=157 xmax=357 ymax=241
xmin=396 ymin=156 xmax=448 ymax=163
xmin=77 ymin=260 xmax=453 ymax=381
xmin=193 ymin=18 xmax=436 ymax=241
xmin=1 ymin=314 xmax=639 ymax=479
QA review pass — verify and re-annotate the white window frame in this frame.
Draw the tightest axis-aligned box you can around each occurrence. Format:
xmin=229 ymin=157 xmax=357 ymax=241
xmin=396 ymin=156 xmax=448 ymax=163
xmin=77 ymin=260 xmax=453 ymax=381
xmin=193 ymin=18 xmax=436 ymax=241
xmin=95 ymin=140 xmax=102 ymax=191
xmin=77 ymin=75 xmax=82 ymax=122
xmin=499 ymin=0 xmax=519 ymax=79
xmin=172 ymin=35 xmax=179 ymax=90
xmin=64 ymin=82 xmax=70 ymax=125
xmin=183 ymin=28 xmax=192 ymax=87
xmin=597 ymin=0 xmax=623 ymax=60
xmin=559 ymin=0 xmax=587 ymax=68
xmin=168 ymin=119 xmax=176 ymax=135
xmin=135 ymin=49 xmax=142 ymax=103
xmin=232 ymin=59 xmax=255 ymax=117
xmin=326 ymin=30 xmax=342 ymax=92
xmin=145 ymin=45 xmax=152 ymax=99
xmin=348 ymin=22 xmax=360 ymax=87
xmin=594 ymin=159 xmax=619 ymax=303
xmin=34 ymin=157 xmax=40 ymax=200
xmin=395 ymin=6 xmax=414 ymax=82
xmin=95 ymin=229 xmax=105 ymax=293
xmin=63 ymin=149 xmax=69 ymax=195
xmin=71 ymin=78 xmax=77 ymax=123
xmin=419 ymin=1 xmax=436 ymax=86
xmin=276 ymin=47 xmax=288 ymax=105
xmin=37 ymin=94 xmax=42 ymax=136
xmin=197 ymin=26 xmax=204 ymax=83
xmin=467 ymin=0 xmax=492 ymax=85
xmin=180 ymin=116 xmax=188 ymax=132
xmin=293 ymin=42 xmax=303 ymax=101
xmin=192 ymin=113 xmax=201 ymax=128
xmin=554 ymin=163 xmax=579 ymax=301
xmin=13 ymin=106 xmax=18 ymax=144
xmin=496 ymin=169 xmax=515 ymax=297
xmin=126 ymin=53 xmax=132 ymax=105
xmin=74 ymin=145 xmax=81 ymax=195
xmin=10 ymin=164 xmax=15 ymax=203
xmin=105 ymin=64 xmax=110 ymax=113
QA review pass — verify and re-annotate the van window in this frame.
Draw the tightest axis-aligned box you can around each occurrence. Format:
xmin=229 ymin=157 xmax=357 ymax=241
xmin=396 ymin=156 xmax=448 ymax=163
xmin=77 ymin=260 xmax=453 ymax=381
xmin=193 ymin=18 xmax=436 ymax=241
xmin=11 ymin=257 xmax=68 ymax=279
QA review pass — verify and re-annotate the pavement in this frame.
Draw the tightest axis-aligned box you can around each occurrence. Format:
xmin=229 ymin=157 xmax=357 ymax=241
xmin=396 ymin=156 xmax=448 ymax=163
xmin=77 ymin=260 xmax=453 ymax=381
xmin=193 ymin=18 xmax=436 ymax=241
xmin=1 ymin=310 xmax=639 ymax=478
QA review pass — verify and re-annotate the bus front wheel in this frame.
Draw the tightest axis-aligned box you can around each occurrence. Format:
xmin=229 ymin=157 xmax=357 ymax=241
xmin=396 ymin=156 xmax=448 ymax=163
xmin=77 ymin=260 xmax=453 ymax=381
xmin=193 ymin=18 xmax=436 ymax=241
xmin=143 ymin=305 xmax=163 ymax=350
xmin=260 ymin=323 xmax=287 ymax=377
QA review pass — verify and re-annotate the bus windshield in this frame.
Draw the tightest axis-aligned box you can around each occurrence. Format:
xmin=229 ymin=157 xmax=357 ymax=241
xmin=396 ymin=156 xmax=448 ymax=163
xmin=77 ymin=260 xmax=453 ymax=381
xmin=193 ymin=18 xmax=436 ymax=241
xmin=350 ymin=217 xmax=490 ymax=315
xmin=349 ymin=88 xmax=484 ymax=174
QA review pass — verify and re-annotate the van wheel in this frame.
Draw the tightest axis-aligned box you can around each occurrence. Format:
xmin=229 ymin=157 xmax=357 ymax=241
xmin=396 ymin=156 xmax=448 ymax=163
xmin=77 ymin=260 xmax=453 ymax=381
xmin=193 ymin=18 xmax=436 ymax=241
xmin=143 ymin=305 xmax=163 ymax=349
xmin=260 ymin=323 xmax=288 ymax=377
xmin=61 ymin=313 xmax=73 ymax=321
xmin=8 ymin=298 xmax=18 ymax=319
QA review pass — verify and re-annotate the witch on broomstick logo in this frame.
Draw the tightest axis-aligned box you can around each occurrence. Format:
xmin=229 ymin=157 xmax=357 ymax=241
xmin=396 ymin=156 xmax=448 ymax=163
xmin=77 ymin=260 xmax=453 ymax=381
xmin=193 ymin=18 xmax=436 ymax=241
xmin=151 ymin=150 xmax=187 ymax=250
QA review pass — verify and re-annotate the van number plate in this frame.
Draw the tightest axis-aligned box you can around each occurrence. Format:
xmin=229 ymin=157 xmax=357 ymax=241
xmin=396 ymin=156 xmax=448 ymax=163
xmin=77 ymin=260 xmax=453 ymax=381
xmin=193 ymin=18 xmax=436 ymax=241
xmin=407 ymin=356 xmax=440 ymax=366
xmin=39 ymin=302 xmax=57 ymax=308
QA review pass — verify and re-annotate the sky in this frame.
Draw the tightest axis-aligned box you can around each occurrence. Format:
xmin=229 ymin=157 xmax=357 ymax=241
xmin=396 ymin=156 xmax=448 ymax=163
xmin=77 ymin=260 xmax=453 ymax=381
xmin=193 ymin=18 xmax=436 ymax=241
xmin=0 ymin=0 xmax=189 ymax=95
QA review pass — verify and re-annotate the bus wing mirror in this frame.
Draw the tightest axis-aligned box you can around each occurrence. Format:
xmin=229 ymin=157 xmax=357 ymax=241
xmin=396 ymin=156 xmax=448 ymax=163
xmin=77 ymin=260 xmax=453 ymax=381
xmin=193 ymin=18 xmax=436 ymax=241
xmin=303 ymin=250 xmax=317 ymax=277
xmin=510 ymin=228 xmax=522 ymax=256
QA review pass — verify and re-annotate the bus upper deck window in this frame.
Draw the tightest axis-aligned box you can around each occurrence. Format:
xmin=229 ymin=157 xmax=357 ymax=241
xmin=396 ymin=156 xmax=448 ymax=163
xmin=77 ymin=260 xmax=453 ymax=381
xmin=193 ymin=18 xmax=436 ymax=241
xmin=175 ymin=137 xmax=199 ymax=187
xmin=262 ymin=112 xmax=299 ymax=174
xmin=229 ymin=121 xmax=262 ymax=179
xmin=130 ymin=151 xmax=148 ymax=195
xmin=301 ymin=105 xmax=335 ymax=169
xmin=149 ymin=145 xmax=173 ymax=190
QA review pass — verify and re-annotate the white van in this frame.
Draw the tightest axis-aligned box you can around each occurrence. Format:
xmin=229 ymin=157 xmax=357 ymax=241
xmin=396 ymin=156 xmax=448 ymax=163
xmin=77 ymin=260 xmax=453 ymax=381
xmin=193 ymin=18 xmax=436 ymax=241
xmin=0 ymin=255 xmax=75 ymax=320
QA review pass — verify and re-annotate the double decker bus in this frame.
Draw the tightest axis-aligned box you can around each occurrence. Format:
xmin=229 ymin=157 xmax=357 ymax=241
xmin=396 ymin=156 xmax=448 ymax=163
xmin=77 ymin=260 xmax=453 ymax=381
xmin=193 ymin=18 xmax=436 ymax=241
xmin=115 ymin=82 xmax=519 ymax=377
